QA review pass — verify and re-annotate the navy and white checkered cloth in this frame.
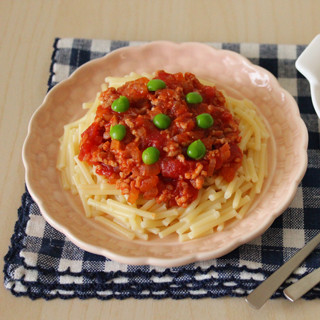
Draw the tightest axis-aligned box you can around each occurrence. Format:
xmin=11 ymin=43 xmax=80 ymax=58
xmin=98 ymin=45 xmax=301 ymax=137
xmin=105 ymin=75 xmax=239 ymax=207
xmin=4 ymin=39 xmax=320 ymax=300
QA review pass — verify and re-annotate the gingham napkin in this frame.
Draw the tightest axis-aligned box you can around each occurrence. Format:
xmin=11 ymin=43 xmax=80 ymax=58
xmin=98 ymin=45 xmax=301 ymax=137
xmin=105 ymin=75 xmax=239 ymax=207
xmin=4 ymin=39 xmax=320 ymax=300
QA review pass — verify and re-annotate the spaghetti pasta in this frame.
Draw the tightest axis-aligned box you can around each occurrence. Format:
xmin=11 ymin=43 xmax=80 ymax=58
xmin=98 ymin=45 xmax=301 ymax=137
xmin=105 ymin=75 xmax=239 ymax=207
xmin=57 ymin=72 xmax=269 ymax=241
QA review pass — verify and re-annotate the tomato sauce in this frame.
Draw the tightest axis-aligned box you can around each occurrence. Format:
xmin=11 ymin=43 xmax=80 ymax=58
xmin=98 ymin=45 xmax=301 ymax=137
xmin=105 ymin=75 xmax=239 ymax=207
xmin=78 ymin=71 xmax=243 ymax=207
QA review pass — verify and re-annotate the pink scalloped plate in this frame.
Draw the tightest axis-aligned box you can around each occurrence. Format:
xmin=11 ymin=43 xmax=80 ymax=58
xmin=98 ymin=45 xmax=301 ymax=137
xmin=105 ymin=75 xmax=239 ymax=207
xmin=22 ymin=41 xmax=308 ymax=267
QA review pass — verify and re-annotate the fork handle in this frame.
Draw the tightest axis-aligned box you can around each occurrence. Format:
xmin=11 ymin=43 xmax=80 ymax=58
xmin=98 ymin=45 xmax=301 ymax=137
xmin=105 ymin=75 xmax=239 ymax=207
xmin=284 ymin=267 xmax=320 ymax=302
xmin=246 ymin=232 xmax=320 ymax=309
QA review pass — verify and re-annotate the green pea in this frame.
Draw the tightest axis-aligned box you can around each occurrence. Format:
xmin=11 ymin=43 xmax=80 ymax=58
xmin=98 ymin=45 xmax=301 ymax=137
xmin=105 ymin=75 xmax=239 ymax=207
xmin=186 ymin=92 xmax=203 ymax=104
xmin=142 ymin=147 xmax=160 ymax=165
xmin=111 ymin=96 xmax=130 ymax=112
xmin=110 ymin=124 xmax=127 ymax=141
xmin=187 ymin=140 xmax=206 ymax=160
xmin=196 ymin=113 xmax=214 ymax=129
xmin=147 ymin=79 xmax=166 ymax=91
xmin=153 ymin=113 xmax=171 ymax=130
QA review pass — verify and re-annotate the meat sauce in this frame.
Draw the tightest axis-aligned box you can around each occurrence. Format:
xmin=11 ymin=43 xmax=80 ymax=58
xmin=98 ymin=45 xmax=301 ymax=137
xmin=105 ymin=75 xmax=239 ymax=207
xmin=78 ymin=71 xmax=243 ymax=207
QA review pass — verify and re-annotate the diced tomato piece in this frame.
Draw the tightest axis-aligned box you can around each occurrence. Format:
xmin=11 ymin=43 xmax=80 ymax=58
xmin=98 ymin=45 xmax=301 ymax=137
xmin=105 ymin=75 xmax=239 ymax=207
xmin=160 ymin=159 xmax=186 ymax=178
xmin=78 ymin=122 xmax=104 ymax=161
